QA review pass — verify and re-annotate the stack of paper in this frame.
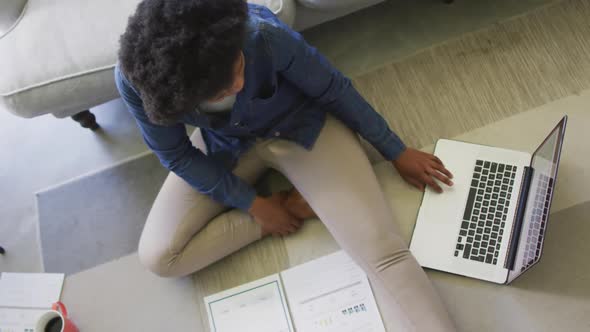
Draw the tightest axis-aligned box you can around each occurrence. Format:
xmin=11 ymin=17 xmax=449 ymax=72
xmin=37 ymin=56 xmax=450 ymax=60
xmin=0 ymin=273 xmax=65 ymax=332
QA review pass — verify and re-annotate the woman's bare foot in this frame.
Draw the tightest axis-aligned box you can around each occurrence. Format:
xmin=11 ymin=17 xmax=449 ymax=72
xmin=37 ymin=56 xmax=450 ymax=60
xmin=258 ymin=189 xmax=316 ymax=237
xmin=282 ymin=188 xmax=317 ymax=220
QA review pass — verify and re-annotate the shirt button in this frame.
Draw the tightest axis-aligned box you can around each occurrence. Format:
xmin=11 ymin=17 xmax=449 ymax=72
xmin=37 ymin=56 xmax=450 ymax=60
xmin=274 ymin=131 xmax=280 ymax=137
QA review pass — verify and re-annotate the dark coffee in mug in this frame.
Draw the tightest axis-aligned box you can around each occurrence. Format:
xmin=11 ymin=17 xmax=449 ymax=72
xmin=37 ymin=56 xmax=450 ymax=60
xmin=44 ymin=317 xmax=63 ymax=332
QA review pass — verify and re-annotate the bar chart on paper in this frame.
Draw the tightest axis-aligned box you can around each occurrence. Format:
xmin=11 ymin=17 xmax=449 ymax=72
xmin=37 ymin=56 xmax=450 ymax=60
xmin=281 ymin=251 xmax=385 ymax=332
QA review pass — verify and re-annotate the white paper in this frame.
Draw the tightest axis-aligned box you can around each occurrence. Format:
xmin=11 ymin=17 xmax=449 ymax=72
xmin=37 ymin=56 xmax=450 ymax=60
xmin=0 ymin=308 xmax=46 ymax=332
xmin=204 ymin=274 xmax=294 ymax=332
xmin=0 ymin=273 xmax=64 ymax=309
xmin=280 ymin=251 xmax=386 ymax=332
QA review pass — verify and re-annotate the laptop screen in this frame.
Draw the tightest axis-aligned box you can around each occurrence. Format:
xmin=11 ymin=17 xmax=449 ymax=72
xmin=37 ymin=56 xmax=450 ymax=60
xmin=507 ymin=116 xmax=567 ymax=282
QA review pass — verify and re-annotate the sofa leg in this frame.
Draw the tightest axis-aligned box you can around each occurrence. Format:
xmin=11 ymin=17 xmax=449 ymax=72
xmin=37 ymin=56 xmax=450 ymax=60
xmin=71 ymin=110 xmax=100 ymax=130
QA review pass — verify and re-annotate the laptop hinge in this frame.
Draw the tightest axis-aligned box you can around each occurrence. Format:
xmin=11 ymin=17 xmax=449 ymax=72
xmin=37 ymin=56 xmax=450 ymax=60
xmin=505 ymin=166 xmax=534 ymax=270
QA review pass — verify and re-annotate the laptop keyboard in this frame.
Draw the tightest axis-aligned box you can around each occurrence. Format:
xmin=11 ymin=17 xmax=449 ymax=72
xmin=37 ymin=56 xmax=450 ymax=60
xmin=521 ymin=174 xmax=553 ymax=272
xmin=454 ymin=160 xmax=518 ymax=265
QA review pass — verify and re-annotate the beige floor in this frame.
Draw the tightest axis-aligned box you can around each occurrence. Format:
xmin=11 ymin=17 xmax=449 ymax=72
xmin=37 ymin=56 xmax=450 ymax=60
xmin=354 ymin=0 xmax=590 ymax=150
xmin=303 ymin=0 xmax=557 ymax=77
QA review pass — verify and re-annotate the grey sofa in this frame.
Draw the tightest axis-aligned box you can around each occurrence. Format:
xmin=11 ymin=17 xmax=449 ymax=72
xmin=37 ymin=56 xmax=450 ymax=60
xmin=0 ymin=0 xmax=383 ymax=129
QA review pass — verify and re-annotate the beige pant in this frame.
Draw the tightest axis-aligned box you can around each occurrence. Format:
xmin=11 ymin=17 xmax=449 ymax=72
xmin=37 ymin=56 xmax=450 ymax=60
xmin=139 ymin=116 xmax=455 ymax=331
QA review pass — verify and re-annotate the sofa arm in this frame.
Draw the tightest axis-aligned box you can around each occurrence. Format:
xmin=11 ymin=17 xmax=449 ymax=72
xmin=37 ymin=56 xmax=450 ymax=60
xmin=0 ymin=0 xmax=28 ymax=37
xmin=249 ymin=0 xmax=296 ymax=27
xmin=296 ymin=0 xmax=367 ymax=11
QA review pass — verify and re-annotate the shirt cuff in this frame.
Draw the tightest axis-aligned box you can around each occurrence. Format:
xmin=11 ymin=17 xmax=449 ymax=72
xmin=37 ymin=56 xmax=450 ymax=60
xmin=205 ymin=170 xmax=259 ymax=212
xmin=375 ymin=130 xmax=407 ymax=161
xmin=231 ymin=184 xmax=258 ymax=212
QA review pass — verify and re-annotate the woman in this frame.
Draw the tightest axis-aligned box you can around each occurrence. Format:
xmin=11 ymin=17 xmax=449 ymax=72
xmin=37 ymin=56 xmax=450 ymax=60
xmin=115 ymin=0 xmax=456 ymax=330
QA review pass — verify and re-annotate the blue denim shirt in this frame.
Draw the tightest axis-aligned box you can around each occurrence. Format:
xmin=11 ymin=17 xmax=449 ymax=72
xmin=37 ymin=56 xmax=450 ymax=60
xmin=115 ymin=4 xmax=406 ymax=211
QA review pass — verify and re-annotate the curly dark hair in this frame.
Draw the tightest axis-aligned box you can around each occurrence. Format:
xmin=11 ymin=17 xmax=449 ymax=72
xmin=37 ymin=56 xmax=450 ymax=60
xmin=118 ymin=0 xmax=248 ymax=125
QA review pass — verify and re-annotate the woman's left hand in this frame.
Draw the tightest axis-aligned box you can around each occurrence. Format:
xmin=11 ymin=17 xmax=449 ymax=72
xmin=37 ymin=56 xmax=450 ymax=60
xmin=392 ymin=148 xmax=454 ymax=193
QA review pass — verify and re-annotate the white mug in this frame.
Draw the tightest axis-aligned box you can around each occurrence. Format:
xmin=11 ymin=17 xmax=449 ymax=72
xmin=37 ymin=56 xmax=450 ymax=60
xmin=35 ymin=302 xmax=79 ymax=332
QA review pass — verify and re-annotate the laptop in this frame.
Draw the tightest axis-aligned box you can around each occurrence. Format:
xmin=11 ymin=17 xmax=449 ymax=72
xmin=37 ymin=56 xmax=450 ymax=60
xmin=410 ymin=116 xmax=567 ymax=284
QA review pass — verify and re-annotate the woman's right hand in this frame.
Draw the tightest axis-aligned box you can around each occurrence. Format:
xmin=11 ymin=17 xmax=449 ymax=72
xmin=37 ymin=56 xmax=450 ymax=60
xmin=249 ymin=194 xmax=303 ymax=237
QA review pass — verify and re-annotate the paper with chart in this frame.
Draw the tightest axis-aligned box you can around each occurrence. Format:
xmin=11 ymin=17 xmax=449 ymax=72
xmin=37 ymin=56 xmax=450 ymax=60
xmin=280 ymin=251 xmax=385 ymax=332
xmin=204 ymin=274 xmax=294 ymax=332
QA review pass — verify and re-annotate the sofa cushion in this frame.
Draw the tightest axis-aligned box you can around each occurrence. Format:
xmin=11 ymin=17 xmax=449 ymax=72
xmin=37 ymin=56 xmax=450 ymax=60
xmin=0 ymin=0 xmax=295 ymax=118
xmin=0 ymin=0 xmax=27 ymax=35
xmin=297 ymin=0 xmax=373 ymax=10
xmin=249 ymin=0 xmax=295 ymax=27
xmin=293 ymin=0 xmax=383 ymax=31
xmin=0 ymin=0 xmax=141 ymax=113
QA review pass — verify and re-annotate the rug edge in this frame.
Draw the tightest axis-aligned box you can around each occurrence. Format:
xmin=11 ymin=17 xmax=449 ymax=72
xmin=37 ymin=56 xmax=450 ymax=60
xmin=353 ymin=0 xmax=565 ymax=78
xmin=34 ymin=150 xmax=155 ymax=197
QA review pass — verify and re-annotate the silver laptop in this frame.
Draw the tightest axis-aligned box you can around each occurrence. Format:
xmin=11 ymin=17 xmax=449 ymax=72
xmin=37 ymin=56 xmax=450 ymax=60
xmin=410 ymin=116 xmax=567 ymax=284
